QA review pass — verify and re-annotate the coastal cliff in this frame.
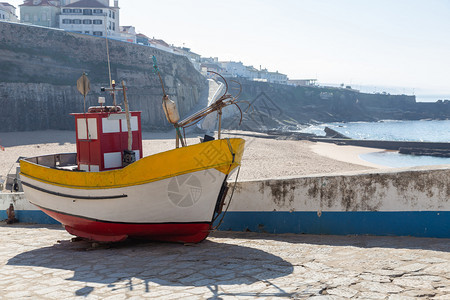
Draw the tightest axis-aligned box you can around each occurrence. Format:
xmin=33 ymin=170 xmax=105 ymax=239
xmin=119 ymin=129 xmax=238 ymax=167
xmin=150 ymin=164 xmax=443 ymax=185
xmin=1 ymin=22 xmax=449 ymax=133
xmin=0 ymin=22 xmax=207 ymax=132
xmin=223 ymin=80 xmax=450 ymax=131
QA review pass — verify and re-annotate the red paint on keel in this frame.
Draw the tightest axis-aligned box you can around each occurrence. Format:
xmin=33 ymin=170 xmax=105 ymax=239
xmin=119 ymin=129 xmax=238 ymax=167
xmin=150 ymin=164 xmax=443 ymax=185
xmin=40 ymin=208 xmax=212 ymax=243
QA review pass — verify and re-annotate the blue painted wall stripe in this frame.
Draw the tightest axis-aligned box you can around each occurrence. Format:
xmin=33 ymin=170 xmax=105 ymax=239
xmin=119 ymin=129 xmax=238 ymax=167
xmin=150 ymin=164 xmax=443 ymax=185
xmin=2 ymin=210 xmax=448 ymax=238
xmin=0 ymin=210 xmax=60 ymax=225
xmin=215 ymin=211 xmax=450 ymax=238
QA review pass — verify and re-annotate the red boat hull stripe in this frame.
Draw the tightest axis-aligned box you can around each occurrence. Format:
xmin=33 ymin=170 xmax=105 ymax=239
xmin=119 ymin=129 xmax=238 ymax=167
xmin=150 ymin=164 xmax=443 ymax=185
xmin=39 ymin=207 xmax=212 ymax=243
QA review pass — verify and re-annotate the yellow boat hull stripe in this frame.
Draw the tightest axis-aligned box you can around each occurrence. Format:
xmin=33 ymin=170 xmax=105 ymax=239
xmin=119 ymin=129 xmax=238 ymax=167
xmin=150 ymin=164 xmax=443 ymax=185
xmin=20 ymin=138 xmax=245 ymax=190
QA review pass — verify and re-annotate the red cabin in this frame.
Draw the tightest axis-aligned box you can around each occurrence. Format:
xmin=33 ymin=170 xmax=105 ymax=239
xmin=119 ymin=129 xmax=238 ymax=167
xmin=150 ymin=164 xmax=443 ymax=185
xmin=72 ymin=109 xmax=143 ymax=172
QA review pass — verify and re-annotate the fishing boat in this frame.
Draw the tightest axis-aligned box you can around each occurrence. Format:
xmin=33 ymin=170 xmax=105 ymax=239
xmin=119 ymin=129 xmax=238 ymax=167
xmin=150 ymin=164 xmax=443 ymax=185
xmin=19 ymin=64 xmax=245 ymax=243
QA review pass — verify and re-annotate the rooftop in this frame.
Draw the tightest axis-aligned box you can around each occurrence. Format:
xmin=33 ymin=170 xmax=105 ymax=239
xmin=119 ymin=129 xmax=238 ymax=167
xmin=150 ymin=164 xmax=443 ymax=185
xmin=64 ymin=0 xmax=109 ymax=8
xmin=20 ymin=0 xmax=58 ymax=7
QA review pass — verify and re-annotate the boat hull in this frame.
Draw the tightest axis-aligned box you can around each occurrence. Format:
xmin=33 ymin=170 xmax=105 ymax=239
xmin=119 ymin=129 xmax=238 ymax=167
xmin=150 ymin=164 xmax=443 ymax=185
xmin=20 ymin=138 xmax=245 ymax=243
xmin=41 ymin=207 xmax=212 ymax=243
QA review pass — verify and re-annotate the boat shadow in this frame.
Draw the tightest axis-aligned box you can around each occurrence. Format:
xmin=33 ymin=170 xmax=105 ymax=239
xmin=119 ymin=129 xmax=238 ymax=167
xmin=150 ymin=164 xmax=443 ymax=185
xmin=7 ymin=237 xmax=295 ymax=298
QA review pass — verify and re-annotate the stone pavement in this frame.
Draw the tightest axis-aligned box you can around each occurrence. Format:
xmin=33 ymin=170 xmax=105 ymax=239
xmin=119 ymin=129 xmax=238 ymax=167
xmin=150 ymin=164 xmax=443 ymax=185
xmin=0 ymin=224 xmax=448 ymax=299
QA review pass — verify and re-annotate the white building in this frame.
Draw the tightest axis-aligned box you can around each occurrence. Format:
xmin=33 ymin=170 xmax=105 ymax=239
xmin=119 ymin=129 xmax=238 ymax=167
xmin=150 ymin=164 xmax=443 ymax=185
xmin=119 ymin=25 xmax=136 ymax=43
xmin=220 ymin=61 xmax=248 ymax=78
xmin=0 ymin=2 xmax=19 ymax=22
xmin=258 ymin=69 xmax=288 ymax=84
xmin=59 ymin=0 xmax=119 ymax=37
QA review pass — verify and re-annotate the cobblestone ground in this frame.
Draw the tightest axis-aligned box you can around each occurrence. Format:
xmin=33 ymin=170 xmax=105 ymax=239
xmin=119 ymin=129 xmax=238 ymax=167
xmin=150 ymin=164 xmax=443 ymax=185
xmin=0 ymin=224 xmax=448 ymax=299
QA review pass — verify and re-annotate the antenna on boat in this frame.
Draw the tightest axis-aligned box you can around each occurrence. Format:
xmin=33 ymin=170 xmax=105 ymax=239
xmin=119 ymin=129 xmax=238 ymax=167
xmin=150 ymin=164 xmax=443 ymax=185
xmin=104 ymin=14 xmax=113 ymax=103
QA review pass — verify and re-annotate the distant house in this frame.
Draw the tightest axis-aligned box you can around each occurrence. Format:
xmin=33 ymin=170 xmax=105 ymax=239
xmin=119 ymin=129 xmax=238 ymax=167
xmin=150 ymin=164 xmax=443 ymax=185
xmin=136 ymin=33 xmax=150 ymax=45
xmin=59 ymin=0 xmax=119 ymax=37
xmin=288 ymin=79 xmax=317 ymax=87
xmin=256 ymin=69 xmax=288 ymax=84
xmin=200 ymin=62 xmax=224 ymax=77
xmin=0 ymin=2 xmax=18 ymax=22
xmin=148 ymin=38 xmax=174 ymax=53
xmin=20 ymin=0 xmax=60 ymax=27
xmin=220 ymin=61 xmax=247 ymax=78
xmin=119 ymin=25 xmax=136 ymax=43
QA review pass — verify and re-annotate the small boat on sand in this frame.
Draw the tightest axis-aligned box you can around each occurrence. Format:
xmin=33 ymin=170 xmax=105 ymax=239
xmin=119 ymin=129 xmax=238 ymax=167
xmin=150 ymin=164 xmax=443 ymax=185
xmin=19 ymin=68 xmax=245 ymax=243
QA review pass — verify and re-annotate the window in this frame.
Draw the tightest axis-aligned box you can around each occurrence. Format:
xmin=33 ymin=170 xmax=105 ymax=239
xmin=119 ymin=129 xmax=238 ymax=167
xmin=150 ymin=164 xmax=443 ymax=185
xmin=62 ymin=9 xmax=71 ymax=13
xmin=93 ymin=31 xmax=103 ymax=36
xmin=93 ymin=9 xmax=103 ymax=14
xmin=62 ymin=19 xmax=71 ymax=24
xmin=33 ymin=15 xmax=38 ymax=22
xmin=42 ymin=13 xmax=47 ymax=20
xmin=83 ymin=9 xmax=92 ymax=15
xmin=83 ymin=19 xmax=92 ymax=24
xmin=109 ymin=10 xmax=111 ymax=17
xmin=73 ymin=9 xmax=82 ymax=13
xmin=112 ymin=11 xmax=115 ymax=19
xmin=112 ymin=23 xmax=115 ymax=31
xmin=24 ymin=14 xmax=29 ymax=21
xmin=73 ymin=19 xmax=81 ymax=24
xmin=93 ymin=19 xmax=102 ymax=24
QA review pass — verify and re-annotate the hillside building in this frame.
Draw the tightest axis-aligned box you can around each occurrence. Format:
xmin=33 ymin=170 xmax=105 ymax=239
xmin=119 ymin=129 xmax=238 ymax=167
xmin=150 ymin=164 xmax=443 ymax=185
xmin=0 ymin=2 xmax=18 ymax=21
xmin=288 ymin=79 xmax=317 ymax=86
xmin=59 ymin=0 xmax=119 ymax=37
xmin=20 ymin=0 xmax=60 ymax=27
xmin=119 ymin=25 xmax=136 ymax=43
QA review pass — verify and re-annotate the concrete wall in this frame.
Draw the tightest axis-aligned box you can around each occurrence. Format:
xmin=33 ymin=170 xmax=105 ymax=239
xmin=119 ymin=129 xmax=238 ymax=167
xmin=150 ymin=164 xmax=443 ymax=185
xmin=219 ymin=165 xmax=450 ymax=238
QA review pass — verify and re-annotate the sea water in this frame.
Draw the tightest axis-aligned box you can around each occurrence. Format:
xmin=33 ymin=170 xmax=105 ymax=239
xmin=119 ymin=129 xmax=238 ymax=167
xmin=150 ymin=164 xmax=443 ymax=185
xmin=300 ymin=120 xmax=450 ymax=167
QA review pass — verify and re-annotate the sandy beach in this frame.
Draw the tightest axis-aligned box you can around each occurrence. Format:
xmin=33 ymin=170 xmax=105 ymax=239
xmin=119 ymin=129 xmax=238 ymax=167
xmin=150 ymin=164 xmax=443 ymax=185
xmin=0 ymin=130 xmax=386 ymax=182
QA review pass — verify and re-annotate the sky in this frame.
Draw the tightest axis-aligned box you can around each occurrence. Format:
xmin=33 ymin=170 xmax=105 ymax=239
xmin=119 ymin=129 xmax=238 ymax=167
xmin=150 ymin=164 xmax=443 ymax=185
xmin=7 ymin=0 xmax=450 ymax=101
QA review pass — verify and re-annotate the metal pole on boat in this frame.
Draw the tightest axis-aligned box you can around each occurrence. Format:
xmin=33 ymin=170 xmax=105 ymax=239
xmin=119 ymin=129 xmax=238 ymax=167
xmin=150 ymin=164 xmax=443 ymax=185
xmin=122 ymin=81 xmax=132 ymax=151
xmin=218 ymin=108 xmax=222 ymax=139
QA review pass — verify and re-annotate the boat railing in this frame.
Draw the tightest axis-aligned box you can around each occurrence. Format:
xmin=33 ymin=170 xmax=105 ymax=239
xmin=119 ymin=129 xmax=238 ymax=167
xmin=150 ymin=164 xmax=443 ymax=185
xmin=24 ymin=153 xmax=77 ymax=169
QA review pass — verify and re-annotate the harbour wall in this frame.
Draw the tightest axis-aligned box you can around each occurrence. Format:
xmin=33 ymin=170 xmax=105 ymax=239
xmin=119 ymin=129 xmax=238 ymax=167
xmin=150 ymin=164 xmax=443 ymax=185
xmin=218 ymin=165 xmax=449 ymax=238
xmin=2 ymin=165 xmax=449 ymax=238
